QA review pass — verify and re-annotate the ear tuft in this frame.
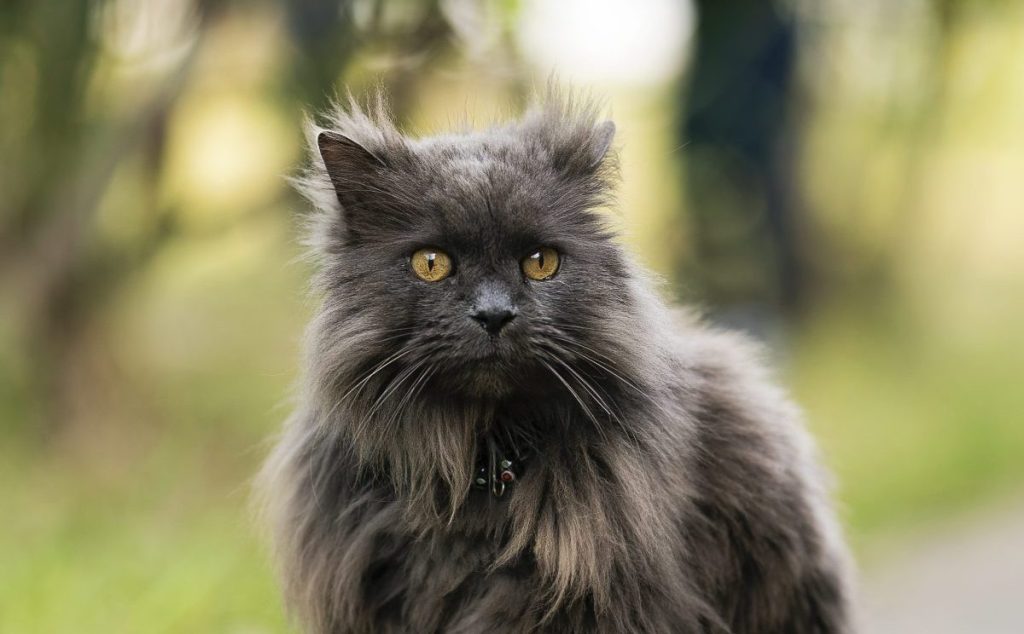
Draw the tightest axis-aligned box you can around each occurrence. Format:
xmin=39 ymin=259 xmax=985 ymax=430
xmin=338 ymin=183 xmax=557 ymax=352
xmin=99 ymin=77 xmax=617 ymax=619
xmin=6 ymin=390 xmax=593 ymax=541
xmin=294 ymin=91 xmax=414 ymax=249
xmin=523 ymin=84 xmax=618 ymax=179
xmin=590 ymin=120 xmax=616 ymax=170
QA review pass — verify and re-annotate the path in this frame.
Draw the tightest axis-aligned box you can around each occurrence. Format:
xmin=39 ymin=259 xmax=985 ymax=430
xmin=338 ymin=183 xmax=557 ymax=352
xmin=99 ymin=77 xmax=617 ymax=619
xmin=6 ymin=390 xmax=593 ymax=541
xmin=860 ymin=498 xmax=1024 ymax=633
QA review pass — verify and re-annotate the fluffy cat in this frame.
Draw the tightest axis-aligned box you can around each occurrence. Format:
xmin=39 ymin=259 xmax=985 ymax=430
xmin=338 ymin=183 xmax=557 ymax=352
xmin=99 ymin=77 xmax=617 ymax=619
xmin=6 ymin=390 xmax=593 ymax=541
xmin=259 ymin=89 xmax=854 ymax=633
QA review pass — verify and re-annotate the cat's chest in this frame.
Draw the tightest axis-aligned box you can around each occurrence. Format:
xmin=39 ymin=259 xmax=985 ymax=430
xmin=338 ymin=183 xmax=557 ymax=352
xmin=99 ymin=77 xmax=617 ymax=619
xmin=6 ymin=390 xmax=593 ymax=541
xmin=357 ymin=519 xmax=532 ymax=630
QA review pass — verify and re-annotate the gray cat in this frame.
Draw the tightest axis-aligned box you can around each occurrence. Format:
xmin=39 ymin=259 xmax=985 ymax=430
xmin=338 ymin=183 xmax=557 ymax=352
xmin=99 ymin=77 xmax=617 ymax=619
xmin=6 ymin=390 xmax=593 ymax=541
xmin=259 ymin=88 xmax=855 ymax=633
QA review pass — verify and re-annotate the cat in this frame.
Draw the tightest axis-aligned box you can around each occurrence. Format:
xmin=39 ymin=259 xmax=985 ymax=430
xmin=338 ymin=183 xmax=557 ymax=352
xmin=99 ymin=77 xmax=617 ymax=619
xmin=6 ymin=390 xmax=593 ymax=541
xmin=258 ymin=88 xmax=855 ymax=633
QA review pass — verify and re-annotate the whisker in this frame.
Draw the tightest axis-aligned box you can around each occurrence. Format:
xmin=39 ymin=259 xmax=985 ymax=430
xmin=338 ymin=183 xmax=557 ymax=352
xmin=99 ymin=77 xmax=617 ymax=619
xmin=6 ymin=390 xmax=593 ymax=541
xmin=339 ymin=346 xmax=418 ymax=404
xmin=311 ymin=344 xmax=419 ymax=450
xmin=538 ymin=357 xmax=608 ymax=444
xmin=374 ymin=358 xmax=426 ymax=413
xmin=548 ymin=333 xmax=646 ymax=397
xmin=550 ymin=355 xmax=622 ymax=426
xmin=381 ymin=362 xmax=436 ymax=439
xmin=541 ymin=340 xmax=644 ymax=446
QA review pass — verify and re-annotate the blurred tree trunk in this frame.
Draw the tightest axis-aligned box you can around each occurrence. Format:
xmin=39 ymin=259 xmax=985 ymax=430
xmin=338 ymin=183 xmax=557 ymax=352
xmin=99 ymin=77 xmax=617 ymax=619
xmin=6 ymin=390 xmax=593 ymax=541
xmin=285 ymin=0 xmax=454 ymax=122
xmin=0 ymin=0 xmax=454 ymax=438
xmin=677 ymin=0 xmax=808 ymax=321
xmin=0 ymin=0 xmax=216 ymax=438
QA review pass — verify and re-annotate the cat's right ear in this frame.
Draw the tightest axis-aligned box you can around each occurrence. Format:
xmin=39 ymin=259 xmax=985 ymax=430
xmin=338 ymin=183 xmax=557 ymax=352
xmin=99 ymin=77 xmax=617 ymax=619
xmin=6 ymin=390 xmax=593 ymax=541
xmin=317 ymin=131 xmax=388 ymax=210
xmin=315 ymin=129 xmax=416 ymax=243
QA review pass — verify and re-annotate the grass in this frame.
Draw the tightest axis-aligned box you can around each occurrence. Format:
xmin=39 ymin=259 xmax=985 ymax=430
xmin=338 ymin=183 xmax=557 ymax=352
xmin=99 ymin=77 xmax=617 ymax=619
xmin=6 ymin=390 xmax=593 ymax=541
xmin=790 ymin=297 xmax=1024 ymax=546
xmin=0 ymin=437 xmax=288 ymax=633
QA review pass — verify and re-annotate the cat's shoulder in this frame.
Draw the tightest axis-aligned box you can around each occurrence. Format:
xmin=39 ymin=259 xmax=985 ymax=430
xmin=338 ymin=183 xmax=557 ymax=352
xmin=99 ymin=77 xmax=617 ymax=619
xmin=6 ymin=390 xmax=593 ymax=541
xmin=665 ymin=307 xmax=807 ymax=453
xmin=667 ymin=308 xmax=773 ymax=384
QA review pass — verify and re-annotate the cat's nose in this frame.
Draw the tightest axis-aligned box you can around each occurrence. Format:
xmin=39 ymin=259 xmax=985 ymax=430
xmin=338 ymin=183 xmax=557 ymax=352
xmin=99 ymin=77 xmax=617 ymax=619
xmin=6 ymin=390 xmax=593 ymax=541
xmin=470 ymin=307 xmax=517 ymax=335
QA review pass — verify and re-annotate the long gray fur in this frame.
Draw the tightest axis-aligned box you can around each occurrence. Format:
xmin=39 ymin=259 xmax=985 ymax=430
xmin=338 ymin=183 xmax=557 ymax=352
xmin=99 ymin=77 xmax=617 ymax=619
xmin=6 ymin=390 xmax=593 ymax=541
xmin=258 ymin=87 xmax=855 ymax=633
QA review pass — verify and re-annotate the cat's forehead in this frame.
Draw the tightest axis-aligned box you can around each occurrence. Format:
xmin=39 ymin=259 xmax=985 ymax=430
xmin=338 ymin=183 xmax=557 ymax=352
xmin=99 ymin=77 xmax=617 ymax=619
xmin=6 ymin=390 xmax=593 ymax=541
xmin=410 ymin=134 xmax=573 ymax=241
xmin=414 ymin=131 xmax=540 ymax=188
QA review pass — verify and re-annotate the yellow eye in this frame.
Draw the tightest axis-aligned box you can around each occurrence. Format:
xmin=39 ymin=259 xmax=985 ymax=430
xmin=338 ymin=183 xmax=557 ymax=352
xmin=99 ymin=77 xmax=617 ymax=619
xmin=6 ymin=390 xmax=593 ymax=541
xmin=521 ymin=247 xmax=560 ymax=281
xmin=410 ymin=248 xmax=453 ymax=282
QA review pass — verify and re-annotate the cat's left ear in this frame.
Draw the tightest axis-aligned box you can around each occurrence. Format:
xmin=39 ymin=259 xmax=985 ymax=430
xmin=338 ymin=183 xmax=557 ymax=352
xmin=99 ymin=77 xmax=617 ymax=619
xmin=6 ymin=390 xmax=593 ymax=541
xmin=546 ymin=119 xmax=616 ymax=178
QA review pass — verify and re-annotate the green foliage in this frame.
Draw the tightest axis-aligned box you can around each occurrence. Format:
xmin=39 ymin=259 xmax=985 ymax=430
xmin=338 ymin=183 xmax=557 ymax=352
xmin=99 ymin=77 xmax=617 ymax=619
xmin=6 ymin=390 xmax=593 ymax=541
xmin=791 ymin=299 xmax=1024 ymax=544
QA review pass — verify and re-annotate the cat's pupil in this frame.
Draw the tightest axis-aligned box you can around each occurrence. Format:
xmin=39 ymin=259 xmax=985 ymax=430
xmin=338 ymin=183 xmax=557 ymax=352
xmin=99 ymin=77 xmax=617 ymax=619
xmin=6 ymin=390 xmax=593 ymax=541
xmin=536 ymin=252 xmax=544 ymax=268
xmin=426 ymin=253 xmax=435 ymax=270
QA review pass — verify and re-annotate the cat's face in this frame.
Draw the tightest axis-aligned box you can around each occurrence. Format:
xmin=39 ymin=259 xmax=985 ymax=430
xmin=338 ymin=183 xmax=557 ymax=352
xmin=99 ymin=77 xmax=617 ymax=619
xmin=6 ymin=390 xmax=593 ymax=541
xmin=313 ymin=108 xmax=632 ymax=400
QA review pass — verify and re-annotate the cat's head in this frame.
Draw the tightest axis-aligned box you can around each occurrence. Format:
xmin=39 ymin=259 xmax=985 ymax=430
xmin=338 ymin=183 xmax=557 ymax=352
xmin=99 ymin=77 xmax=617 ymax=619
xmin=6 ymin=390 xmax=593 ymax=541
xmin=299 ymin=90 xmax=644 ymax=408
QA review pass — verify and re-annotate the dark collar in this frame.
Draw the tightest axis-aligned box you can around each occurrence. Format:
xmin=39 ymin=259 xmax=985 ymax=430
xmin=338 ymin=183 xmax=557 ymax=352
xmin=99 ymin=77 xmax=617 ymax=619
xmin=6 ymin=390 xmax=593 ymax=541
xmin=472 ymin=432 xmax=527 ymax=498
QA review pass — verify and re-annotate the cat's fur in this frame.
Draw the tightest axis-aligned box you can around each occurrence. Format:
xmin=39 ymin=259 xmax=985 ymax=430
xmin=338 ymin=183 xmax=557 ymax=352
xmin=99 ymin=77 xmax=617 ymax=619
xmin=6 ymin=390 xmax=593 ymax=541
xmin=259 ymin=89 xmax=854 ymax=633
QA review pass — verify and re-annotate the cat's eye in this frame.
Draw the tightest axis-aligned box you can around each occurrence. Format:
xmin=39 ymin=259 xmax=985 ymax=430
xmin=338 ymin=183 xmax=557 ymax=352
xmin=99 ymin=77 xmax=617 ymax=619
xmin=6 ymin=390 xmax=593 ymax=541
xmin=521 ymin=247 xmax=560 ymax=281
xmin=410 ymin=248 xmax=453 ymax=282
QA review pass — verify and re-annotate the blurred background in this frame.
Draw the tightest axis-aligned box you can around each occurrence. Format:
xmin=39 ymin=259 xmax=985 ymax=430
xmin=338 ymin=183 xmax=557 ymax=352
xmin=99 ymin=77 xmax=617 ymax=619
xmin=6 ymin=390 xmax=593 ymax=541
xmin=2 ymin=0 xmax=1023 ymax=631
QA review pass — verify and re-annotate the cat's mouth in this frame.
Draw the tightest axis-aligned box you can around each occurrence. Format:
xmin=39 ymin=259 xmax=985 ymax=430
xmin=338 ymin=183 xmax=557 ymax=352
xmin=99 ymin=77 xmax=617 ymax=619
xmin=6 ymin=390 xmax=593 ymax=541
xmin=446 ymin=351 xmax=563 ymax=400
xmin=464 ymin=334 xmax=515 ymax=361
xmin=465 ymin=347 xmax=510 ymax=366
